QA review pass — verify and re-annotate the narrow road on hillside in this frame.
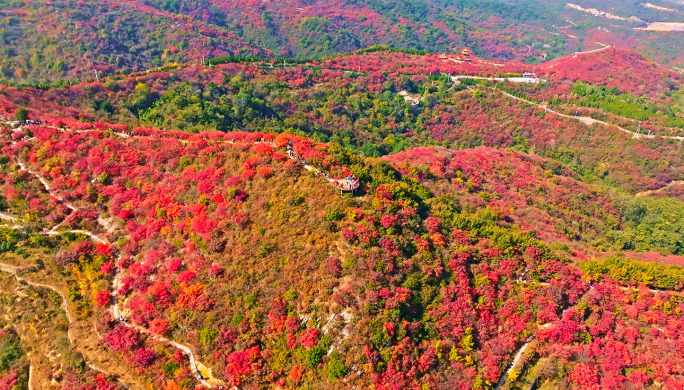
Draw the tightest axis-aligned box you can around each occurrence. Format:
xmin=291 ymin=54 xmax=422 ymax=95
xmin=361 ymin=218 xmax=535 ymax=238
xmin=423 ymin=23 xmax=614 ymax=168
xmin=494 ymin=284 xmax=595 ymax=390
xmin=5 ymin=151 xmax=223 ymax=388
xmin=636 ymin=180 xmax=684 ymax=197
xmin=495 ymin=89 xmax=684 ymax=141
xmin=0 ymin=262 xmax=132 ymax=389
xmin=539 ymin=45 xmax=611 ymax=71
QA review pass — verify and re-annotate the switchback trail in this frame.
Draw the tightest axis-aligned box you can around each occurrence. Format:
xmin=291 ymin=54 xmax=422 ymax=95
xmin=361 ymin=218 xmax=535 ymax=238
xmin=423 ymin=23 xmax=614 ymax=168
xmin=0 ymin=261 xmax=132 ymax=389
xmin=2 ymin=116 xmax=362 ymax=388
xmin=5 ymin=151 xmax=223 ymax=388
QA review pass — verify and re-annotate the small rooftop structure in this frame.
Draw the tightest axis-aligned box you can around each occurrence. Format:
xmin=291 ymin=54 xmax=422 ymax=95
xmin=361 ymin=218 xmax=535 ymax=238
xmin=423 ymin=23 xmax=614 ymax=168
xmin=439 ymin=48 xmax=473 ymax=63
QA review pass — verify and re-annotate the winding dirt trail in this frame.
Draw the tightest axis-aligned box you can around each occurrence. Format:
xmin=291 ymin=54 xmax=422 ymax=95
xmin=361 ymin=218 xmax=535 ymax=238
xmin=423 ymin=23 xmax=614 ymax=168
xmin=0 ymin=262 xmax=133 ymax=389
xmin=46 ymin=220 xmax=218 ymax=386
xmin=16 ymin=160 xmax=77 ymax=212
xmin=495 ymin=89 xmax=684 ymax=141
xmin=0 ymin=211 xmax=17 ymax=222
xmin=2 ymin=117 xmax=358 ymax=388
xmin=1 ymin=145 xmax=223 ymax=387
xmin=494 ymin=284 xmax=595 ymax=390
xmin=1 ymin=230 xmax=219 ymax=388
xmin=635 ymin=180 xmax=684 ymax=197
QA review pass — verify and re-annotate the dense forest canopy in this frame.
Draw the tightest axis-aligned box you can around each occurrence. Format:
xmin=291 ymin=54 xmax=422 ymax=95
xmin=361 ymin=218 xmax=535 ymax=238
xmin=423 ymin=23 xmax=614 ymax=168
xmin=1 ymin=0 xmax=683 ymax=84
xmin=2 ymin=0 xmax=684 ymax=389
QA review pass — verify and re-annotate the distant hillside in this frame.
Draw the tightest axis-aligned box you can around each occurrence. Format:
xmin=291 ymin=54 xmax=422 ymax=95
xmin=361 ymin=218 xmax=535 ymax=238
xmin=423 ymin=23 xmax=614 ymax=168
xmin=2 ymin=0 xmax=684 ymax=84
xmin=140 ymin=0 xmax=563 ymax=60
xmin=1 ymin=0 xmax=560 ymax=84
xmin=537 ymin=47 xmax=681 ymax=96
xmin=0 ymin=0 xmax=267 ymax=84
xmin=508 ymin=48 xmax=684 ymax=132
xmin=383 ymin=147 xmax=621 ymax=250
xmin=533 ymin=0 xmax=684 ymax=65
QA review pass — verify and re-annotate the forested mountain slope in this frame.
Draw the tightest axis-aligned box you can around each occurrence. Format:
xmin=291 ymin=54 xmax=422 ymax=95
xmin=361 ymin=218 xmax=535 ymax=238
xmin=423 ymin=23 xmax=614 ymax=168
xmin=0 ymin=0 xmax=267 ymax=84
xmin=383 ymin=147 xmax=622 ymax=250
xmin=141 ymin=0 xmax=562 ymax=60
xmin=384 ymin=146 xmax=684 ymax=258
xmin=3 ymin=121 xmax=684 ymax=389
xmin=3 ymin=2 xmax=684 ymax=389
xmin=3 ymin=0 xmax=684 ymax=84
xmin=1 ymin=49 xmax=682 ymax=194
xmin=136 ymin=0 xmax=684 ymax=67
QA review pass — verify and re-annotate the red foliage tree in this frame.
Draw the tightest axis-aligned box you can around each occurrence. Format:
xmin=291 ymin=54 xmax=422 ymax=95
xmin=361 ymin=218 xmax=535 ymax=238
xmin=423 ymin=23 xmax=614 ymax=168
xmin=149 ymin=319 xmax=171 ymax=336
xmin=135 ymin=347 xmax=156 ymax=368
xmin=224 ymin=346 xmax=262 ymax=387
xmin=299 ymin=328 xmax=319 ymax=349
xmin=96 ymin=290 xmax=110 ymax=307
xmin=103 ymin=325 xmax=140 ymax=353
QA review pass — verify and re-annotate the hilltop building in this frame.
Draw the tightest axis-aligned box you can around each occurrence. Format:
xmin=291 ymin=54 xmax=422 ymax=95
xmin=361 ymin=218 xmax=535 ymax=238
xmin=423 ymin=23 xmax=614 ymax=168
xmin=439 ymin=48 xmax=473 ymax=63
